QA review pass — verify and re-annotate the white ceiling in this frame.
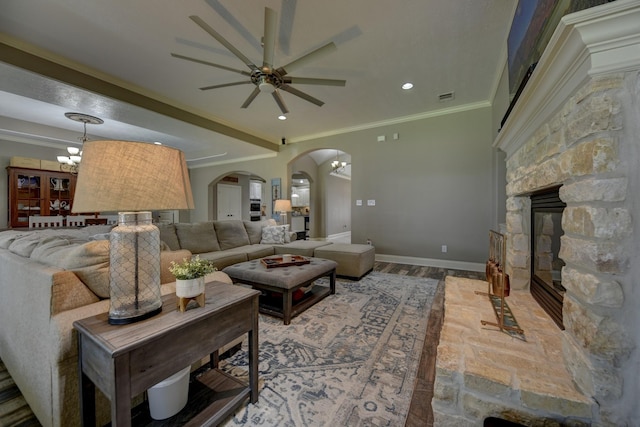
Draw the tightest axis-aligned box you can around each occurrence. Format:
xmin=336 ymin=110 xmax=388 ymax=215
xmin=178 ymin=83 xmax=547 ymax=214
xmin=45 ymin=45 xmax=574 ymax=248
xmin=0 ymin=0 xmax=516 ymax=167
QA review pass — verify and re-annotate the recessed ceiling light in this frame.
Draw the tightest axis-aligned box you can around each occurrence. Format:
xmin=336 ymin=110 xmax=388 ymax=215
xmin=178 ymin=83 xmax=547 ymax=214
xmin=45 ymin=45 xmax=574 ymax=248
xmin=278 ymin=115 xmax=287 ymax=120
xmin=401 ymin=82 xmax=414 ymax=90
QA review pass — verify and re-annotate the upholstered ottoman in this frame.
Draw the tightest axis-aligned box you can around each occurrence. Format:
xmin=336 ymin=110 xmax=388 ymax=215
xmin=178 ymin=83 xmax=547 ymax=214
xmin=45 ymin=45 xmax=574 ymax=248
xmin=313 ymin=243 xmax=375 ymax=280
xmin=274 ymin=240 xmax=333 ymax=257
xmin=223 ymin=257 xmax=337 ymax=325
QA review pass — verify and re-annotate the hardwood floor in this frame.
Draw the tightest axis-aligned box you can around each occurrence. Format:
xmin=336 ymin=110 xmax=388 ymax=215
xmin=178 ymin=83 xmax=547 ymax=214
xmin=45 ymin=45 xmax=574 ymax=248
xmin=0 ymin=261 xmax=483 ymax=427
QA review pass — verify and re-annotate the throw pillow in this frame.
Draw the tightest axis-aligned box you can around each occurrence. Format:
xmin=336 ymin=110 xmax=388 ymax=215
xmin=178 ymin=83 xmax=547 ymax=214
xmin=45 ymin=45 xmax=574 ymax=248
xmin=261 ymin=225 xmax=286 ymax=245
xmin=283 ymin=224 xmax=291 ymax=243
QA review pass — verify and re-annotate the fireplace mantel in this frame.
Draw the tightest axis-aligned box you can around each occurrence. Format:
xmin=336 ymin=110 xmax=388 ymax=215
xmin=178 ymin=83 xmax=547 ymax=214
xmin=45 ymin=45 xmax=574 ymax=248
xmin=494 ymin=0 xmax=640 ymax=158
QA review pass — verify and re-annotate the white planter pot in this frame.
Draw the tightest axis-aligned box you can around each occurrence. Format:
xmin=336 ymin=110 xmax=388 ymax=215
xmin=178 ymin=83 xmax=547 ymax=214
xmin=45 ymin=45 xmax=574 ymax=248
xmin=176 ymin=277 xmax=205 ymax=298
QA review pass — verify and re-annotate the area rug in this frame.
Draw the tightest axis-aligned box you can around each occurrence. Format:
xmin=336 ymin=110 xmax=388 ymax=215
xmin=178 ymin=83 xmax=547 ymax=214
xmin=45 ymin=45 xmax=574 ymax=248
xmin=215 ymin=272 xmax=439 ymax=426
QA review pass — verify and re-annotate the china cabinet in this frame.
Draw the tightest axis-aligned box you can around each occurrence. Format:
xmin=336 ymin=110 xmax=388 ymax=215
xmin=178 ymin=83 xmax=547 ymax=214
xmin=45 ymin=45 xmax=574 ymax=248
xmin=7 ymin=167 xmax=77 ymax=228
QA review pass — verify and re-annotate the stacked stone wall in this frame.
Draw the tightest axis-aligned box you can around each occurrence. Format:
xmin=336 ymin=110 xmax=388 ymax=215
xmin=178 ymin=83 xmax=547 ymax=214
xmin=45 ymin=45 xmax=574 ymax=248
xmin=503 ymin=74 xmax=635 ymax=426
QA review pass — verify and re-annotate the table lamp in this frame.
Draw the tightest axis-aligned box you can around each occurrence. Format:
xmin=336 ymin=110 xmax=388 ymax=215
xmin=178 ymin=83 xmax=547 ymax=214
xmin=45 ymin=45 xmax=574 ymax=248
xmin=274 ymin=199 xmax=292 ymax=226
xmin=72 ymin=140 xmax=194 ymax=324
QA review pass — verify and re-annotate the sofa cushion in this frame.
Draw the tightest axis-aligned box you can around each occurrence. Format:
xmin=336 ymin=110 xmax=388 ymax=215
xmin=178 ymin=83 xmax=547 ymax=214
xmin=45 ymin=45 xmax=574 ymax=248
xmin=214 ymin=220 xmax=251 ymax=250
xmin=225 ymin=244 xmax=275 ymax=260
xmin=31 ymin=238 xmax=111 ymax=298
xmin=81 ymin=224 xmax=115 ymax=236
xmin=261 ymin=225 xmax=287 ymax=244
xmin=0 ymin=230 xmax=28 ymax=249
xmin=244 ymin=221 xmax=264 ymax=245
xmin=9 ymin=230 xmax=88 ymax=258
xmin=274 ymin=240 xmax=334 ymax=257
xmin=158 ymin=223 xmax=181 ymax=250
xmin=175 ymin=222 xmax=220 ymax=254
xmin=197 ymin=250 xmax=248 ymax=270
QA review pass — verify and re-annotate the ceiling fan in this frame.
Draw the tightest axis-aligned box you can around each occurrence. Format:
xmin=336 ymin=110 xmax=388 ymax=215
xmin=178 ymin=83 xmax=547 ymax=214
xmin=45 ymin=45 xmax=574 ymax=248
xmin=172 ymin=7 xmax=346 ymax=114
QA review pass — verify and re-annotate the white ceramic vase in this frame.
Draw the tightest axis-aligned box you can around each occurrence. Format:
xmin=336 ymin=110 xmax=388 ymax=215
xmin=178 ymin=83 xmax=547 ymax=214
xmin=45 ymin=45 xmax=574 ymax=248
xmin=175 ymin=276 xmax=205 ymax=298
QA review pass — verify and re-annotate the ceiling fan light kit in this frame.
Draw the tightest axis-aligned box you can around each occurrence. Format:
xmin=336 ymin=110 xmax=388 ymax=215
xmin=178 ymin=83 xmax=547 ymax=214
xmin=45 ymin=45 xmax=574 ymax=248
xmin=173 ymin=7 xmax=346 ymax=115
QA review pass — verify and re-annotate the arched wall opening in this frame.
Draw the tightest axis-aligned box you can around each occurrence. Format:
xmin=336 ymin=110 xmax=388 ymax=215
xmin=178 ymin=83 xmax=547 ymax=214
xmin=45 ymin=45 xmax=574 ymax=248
xmin=287 ymin=148 xmax=351 ymax=240
xmin=207 ymin=171 xmax=267 ymax=221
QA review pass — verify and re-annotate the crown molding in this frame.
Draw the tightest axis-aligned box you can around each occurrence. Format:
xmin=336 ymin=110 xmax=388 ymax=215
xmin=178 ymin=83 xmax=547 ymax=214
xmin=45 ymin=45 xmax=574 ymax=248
xmin=291 ymin=101 xmax=491 ymax=143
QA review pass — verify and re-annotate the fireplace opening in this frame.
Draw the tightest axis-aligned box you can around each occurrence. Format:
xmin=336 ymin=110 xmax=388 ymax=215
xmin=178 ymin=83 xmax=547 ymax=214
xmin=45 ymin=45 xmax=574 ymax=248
xmin=530 ymin=187 xmax=566 ymax=330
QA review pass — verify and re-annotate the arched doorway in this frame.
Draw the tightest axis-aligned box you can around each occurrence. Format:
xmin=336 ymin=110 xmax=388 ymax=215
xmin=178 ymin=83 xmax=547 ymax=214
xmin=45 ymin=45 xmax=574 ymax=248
xmin=208 ymin=172 xmax=267 ymax=221
xmin=288 ymin=149 xmax=351 ymax=241
xmin=290 ymin=171 xmax=312 ymax=240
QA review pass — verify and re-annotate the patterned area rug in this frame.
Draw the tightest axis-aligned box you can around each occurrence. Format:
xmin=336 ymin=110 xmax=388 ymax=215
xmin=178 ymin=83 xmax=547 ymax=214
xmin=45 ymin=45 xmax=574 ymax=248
xmin=215 ymin=272 xmax=439 ymax=426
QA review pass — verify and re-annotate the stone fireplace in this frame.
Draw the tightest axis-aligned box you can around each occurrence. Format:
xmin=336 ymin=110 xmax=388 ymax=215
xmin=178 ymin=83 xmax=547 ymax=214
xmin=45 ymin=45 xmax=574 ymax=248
xmin=433 ymin=2 xmax=640 ymax=426
xmin=494 ymin=1 xmax=640 ymax=424
xmin=530 ymin=187 xmax=566 ymax=330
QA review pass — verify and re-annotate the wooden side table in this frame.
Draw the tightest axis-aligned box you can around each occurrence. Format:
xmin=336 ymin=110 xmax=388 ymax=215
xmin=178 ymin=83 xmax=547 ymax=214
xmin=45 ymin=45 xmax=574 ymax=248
xmin=74 ymin=281 xmax=260 ymax=426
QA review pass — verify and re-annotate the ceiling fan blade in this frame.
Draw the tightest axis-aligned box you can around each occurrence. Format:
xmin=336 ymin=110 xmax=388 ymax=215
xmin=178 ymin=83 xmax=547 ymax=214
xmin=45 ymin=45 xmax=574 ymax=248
xmin=171 ymin=53 xmax=251 ymax=76
xmin=200 ymin=81 xmax=253 ymax=91
xmin=205 ymin=0 xmax=262 ymax=52
xmin=262 ymin=7 xmax=277 ymax=70
xmin=278 ymin=0 xmax=297 ymax=55
xmin=276 ymin=42 xmax=337 ymax=76
xmin=241 ymin=87 xmax=261 ymax=109
xmin=280 ymin=84 xmax=324 ymax=107
xmin=272 ymin=91 xmax=290 ymax=114
xmin=284 ymin=77 xmax=346 ymax=87
xmin=189 ymin=15 xmax=258 ymax=71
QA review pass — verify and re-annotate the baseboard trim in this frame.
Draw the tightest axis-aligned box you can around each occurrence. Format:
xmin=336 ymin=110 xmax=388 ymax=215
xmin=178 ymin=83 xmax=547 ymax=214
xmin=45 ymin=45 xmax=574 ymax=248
xmin=375 ymin=253 xmax=484 ymax=272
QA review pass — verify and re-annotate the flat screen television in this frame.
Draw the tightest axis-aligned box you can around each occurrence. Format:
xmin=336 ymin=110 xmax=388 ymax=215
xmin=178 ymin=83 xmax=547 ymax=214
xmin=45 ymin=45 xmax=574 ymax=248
xmin=501 ymin=0 xmax=614 ymax=129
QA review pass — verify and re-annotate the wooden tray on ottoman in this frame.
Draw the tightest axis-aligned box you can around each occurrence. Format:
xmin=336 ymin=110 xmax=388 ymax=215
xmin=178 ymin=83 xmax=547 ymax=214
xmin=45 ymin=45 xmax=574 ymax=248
xmin=261 ymin=255 xmax=310 ymax=268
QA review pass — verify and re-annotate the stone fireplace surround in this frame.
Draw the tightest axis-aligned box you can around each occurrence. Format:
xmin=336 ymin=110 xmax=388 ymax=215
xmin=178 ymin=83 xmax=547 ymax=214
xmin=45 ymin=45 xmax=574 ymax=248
xmin=433 ymin=1 xmax=640 ymax=426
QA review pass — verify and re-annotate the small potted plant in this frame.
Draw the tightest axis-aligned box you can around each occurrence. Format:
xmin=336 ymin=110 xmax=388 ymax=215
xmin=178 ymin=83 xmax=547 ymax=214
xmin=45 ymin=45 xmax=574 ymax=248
xmin=169 ymin=256 xmax=217 ymax=298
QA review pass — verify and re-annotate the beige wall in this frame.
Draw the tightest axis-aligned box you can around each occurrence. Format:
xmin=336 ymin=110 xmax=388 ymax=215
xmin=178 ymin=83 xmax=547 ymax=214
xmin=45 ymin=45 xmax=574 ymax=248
xmin=2 ymin=104 xmax=503 ymax=266
xmin=189 ymin=105 xmax=499 ymax=264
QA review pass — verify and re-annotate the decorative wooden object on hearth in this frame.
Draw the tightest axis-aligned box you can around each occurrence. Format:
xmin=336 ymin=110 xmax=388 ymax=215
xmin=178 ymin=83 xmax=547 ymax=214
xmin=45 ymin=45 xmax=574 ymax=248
xmin=476 ymin=230 xmax=524 ymax=338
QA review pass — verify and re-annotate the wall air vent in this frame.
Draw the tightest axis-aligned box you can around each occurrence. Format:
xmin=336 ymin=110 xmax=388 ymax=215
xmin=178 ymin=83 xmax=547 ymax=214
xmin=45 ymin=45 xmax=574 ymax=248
xmin=438 ymin=91 xmax=455 ymax=102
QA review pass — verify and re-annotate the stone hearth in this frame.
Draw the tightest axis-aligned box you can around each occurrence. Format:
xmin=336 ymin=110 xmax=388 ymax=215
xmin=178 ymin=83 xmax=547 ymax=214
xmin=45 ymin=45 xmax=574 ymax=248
xmin=433 ymin=277 xmax=593 ymax=426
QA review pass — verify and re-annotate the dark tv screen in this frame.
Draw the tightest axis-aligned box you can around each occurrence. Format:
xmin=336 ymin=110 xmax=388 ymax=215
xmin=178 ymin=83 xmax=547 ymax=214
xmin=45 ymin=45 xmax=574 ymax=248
xmin=507 ymin=0 xmax=614 ymax=96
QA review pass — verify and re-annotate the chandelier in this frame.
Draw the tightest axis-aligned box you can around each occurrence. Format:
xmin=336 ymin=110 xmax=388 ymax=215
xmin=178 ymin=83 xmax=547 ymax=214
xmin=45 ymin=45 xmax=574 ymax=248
xmin=331 ymin=150 xmax=348 ymax=174
xmin=57 ymin=112 xmax=103 ymax=173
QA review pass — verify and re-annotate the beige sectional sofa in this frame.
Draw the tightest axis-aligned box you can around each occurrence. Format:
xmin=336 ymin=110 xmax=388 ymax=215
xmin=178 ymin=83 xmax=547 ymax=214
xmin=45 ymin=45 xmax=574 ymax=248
xmin=0 ymin=224 xmax=196 ymax=427
xmin=0 ymin=219 xmax=371 ymax=426
xmin=159 ymin=220 xmax=375 ymax=279
xmin=157 ymin=218 xmax=334 ymax=269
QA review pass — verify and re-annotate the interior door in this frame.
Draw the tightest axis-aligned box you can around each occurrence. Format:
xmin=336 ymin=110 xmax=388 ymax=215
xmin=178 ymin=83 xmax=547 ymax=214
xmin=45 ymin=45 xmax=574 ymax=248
xmin=217 ymin=184 xmax=242 ymax=220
